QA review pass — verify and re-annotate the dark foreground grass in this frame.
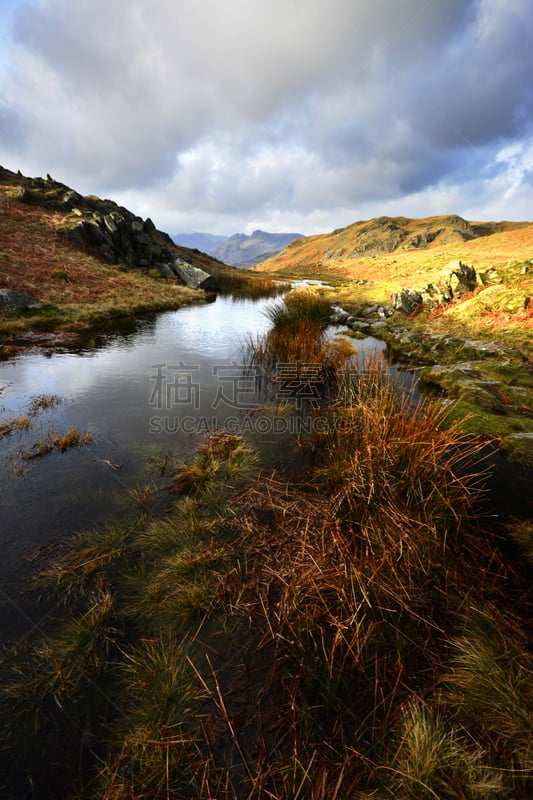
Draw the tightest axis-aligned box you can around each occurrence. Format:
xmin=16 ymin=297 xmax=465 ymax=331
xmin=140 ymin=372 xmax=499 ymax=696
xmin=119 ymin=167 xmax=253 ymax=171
xmin=0 ymin=371 xmax=531 ymax=796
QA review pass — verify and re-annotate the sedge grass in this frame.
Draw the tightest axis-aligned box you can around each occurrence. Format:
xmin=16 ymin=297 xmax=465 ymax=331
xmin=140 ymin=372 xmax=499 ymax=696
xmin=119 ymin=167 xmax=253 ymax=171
xmin=23 ymin=428 xmax=94 ymax=459
xmin=248 ymin=289 xmax=354 ymax=394
xmin=0 ymin=414 xmax=31 ymax=438
xmin=96 ymin=636 xmax=203 ymax=800
xmin=364 ymin=699 xmax=507 ymax=800
xmin=445 ymin=605 xmax=533 ymax=773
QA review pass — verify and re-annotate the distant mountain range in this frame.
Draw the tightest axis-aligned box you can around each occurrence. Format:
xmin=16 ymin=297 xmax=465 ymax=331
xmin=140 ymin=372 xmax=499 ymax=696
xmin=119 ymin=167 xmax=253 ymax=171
xmin=172 ymin=229 xmax=303 ymax=268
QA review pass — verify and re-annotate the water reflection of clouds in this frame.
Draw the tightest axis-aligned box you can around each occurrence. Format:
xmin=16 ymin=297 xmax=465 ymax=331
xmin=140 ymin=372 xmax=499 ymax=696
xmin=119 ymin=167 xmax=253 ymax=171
xmin=0 ymin=297 xmax=275 ymax=409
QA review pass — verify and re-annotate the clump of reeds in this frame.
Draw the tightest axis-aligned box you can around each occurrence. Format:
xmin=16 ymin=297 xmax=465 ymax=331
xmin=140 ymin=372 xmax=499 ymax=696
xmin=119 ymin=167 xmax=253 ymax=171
xmin=95 ymin=636 xmax=202 ymax=800
xmin=215 ymin=358 xmax=497 ymax=797
xmin=34 ymin=522 xmax=135 ymax=603
xmin=248 ymin=289 xmax=353 ymax=395
xmin=23 ymin=428 xmax=94 ymax=459
xmin=216 ymin=272 xmax=287 ymax=299
xmin=27 ymin=393 xmax=62 ymax=415
xmin=171 ymin=428 xmax=258 ymax=495
xmin=0 ymin=414 xmax=31 ymax=438
xmin=321 ymin=357 xmax=486 ymax=531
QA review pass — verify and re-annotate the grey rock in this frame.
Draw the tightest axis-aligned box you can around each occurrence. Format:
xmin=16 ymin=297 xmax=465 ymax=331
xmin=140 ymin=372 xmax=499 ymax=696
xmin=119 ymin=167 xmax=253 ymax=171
xmin=329 ymin=312 xmax=348 ymax=325
xmin=347 ymin=318 xmax=371 ymax=332
xmin=61 ymin=190 xmax=83 ymax=210
xmin=154 ymin=262 xmax=176 ymax=278
xmin=391 ymin=288 xmax=423 ymax=314
xmin=0 ymin=288 xmax=42 ymax=314
xmin=480 ymin=268 xmax=502 ymax=285
xmin=103 ymin=215 xmax=119 ymax=236
xmin=100 ymin=244 xmax=117 ymax=263
xmin=172 ymin=259 xmax=217 ymax=290
xmin=361 ymin=304 xmax=379 ymax=317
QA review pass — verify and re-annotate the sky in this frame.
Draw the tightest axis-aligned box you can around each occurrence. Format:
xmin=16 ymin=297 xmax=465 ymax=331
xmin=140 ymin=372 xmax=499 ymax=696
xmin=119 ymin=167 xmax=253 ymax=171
xmin=0 ymin=0 xmax=532 ymax=237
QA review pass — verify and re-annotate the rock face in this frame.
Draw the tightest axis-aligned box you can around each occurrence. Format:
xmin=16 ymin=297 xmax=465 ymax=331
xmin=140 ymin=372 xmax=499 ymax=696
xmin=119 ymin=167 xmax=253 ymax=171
xmin=16 ymin=173 xmax=218 ymax=289
xmin=0 ymin=288 xmax=42 ymax=314
xmin=62 ymin=210 xmax=174 ymax=273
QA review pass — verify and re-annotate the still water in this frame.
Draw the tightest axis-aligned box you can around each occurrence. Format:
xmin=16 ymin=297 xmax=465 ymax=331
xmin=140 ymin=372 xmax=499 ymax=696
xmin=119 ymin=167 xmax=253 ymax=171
xmin=0 ymin=295 xmax=384 ymax=596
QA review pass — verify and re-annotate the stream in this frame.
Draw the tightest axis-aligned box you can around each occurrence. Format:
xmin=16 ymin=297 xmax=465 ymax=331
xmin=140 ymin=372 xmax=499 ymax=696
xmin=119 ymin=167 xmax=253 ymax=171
xmin=0 ymin=294 xmax=387 ymax=623
xmin=1 ymin=293 xmax=531 ymax=640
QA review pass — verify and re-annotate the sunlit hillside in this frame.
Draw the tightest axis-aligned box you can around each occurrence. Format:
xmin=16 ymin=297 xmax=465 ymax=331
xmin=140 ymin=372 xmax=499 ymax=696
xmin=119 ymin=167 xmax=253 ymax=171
xmin=256 ymin=215 xmax=533 ymax=352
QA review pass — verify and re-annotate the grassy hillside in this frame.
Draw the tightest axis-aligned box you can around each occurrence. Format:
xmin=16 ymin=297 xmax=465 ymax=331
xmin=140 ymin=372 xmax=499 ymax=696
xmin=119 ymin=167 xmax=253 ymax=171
xmin=257 ymin=214 xmax=533 ymax=354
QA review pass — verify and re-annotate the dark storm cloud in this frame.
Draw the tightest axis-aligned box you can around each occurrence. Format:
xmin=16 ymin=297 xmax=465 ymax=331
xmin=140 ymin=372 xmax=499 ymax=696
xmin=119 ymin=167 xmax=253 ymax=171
xmin=0 ymin=0 xmax=531 ymax=232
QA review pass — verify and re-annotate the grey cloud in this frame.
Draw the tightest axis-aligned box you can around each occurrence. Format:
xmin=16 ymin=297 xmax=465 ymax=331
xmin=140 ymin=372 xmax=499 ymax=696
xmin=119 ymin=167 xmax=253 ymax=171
xmin=0 ymin=0 xmax=531 ymax=231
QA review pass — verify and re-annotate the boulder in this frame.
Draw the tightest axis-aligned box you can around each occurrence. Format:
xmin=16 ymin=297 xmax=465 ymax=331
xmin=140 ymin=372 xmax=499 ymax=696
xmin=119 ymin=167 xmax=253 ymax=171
xmin=172 ymin=259 xmax=217 ymax=290
xmin=0 ymin=289 xmax=42 ymax=315
xmin=500 ymin=432 xmax=533 ymax=465
xmin=347 ymin=318 xmax=371 ymax=333
xmin=445 ymin=260 xmax=478 ymax=297
xmin=391 ymin=288 xmax=423 ymax=314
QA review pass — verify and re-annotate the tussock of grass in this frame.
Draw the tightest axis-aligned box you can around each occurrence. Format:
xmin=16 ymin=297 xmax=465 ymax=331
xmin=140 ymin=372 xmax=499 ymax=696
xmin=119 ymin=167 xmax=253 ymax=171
xmin=96 ymin=637 xmax=201 ymax=800
xmin=0 ymin=395 xmax=62 ymax=439
xmin=216 ymin=271 xmax=287 ymax=299
xmin=27 ymin=392 xmax=62 ymax=414
xmin=507 ymin=518 xmax=533 ymax=563
xmin=0 ymin=414 xmax=31 ymax=438
xmin=445 ymin=606 xmax=533 ymax=772
xmin=364 ymin=699 xmax=506 ymax=800
xmin=248 ymin=289 xmax=354 ymax=391
xmin=171 ymin=428 xmax=258 ymax=495
xmin=23 ymin=428 xmax=94 ymax=459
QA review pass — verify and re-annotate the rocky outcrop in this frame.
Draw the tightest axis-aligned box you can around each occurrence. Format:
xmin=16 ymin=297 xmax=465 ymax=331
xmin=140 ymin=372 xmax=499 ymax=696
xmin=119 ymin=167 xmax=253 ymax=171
xmin=392 ymin=260 xmax=480 ymax=313
xmin=0 ymin=288 xmax=42 ymax=314
xmin=391 ymin=288 xmax=424 ymax=314
xmin=62 ymin=208 xmax=174 ymax=272
xmin=17 ymin=173 xmax=218 ymax=290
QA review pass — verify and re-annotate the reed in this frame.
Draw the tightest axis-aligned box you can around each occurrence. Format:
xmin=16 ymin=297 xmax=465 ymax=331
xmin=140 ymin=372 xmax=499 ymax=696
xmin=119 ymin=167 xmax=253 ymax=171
xmin=27 ymin=393 xmax=62 ymax=415
xmin=215 ymin=359 xmax=495 ymax=797
xmin=96 ymin=636 xmax=203 ymax=799
xmin=0 ymin=414 xmax=31 ymax=438
xmin=216 ymin=272 xmax=287 ymax=299
xmin=23 ymin=428 xmax=94 ymax=459
xmin=171 ymin=428 xmax=258 ymax=496
xmin=248 ymin=289 xmax=353 ymax=392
